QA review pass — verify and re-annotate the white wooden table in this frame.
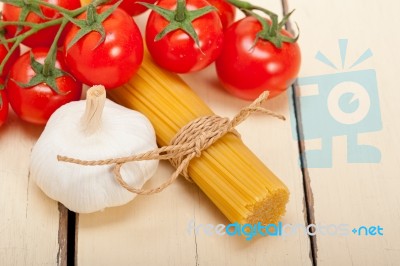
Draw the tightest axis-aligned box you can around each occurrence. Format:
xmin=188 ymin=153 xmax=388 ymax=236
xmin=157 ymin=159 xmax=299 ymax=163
xmin=1 ymin=0 xmax=399 ymax=265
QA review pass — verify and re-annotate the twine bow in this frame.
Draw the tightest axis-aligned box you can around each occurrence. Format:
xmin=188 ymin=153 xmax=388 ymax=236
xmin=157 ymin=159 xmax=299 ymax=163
xmin=57 ymin=91 xmax=285 ymax=195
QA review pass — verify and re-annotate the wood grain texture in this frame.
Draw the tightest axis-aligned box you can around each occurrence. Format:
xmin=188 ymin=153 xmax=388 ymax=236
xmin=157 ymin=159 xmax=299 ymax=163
xmin=76 ymin=1 xmax=312 ymax=265
xmin=288 ymin=0 xmax=400 ymax=264
xmin=0 ymin=111 xmax=65 ymax=265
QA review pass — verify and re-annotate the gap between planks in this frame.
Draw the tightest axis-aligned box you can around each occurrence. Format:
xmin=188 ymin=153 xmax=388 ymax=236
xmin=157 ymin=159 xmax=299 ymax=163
xmin=57 ymin=204 xmax=77 ymax=266
xmin=57 ymin=204 xmax=68 ymax=266
xmin=281 ymin=0 xmax=317 ymax=265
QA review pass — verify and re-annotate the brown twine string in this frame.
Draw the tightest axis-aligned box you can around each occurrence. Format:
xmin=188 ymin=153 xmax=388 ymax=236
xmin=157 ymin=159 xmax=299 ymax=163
xmin=57 ymin=91 xmax=285 ymax=195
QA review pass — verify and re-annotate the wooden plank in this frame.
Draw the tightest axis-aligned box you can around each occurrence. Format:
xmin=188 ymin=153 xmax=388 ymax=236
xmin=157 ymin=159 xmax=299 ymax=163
xmin=76 ymin=1 xmax=312 ymax=265
xmin=0 ymin=111 xmax=67 ymax=265
xmin=288 ymin=0 xmax=400 ymax=264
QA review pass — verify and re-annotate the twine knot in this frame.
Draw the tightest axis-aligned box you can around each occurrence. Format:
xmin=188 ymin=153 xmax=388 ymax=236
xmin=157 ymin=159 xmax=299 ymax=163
xmin=168 ymin=115 xmax=240 ymax=181
xmin=57 ymin=91 xmax=285 ymax=195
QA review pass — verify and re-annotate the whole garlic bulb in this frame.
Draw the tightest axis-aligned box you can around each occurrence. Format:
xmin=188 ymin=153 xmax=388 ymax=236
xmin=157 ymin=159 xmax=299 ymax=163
xmin=30 ymin=85 xmax=158 ymax=213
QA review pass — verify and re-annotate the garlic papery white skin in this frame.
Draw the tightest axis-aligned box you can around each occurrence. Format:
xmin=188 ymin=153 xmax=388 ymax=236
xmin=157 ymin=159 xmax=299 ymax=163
xmin=30 ymin=85 xmax=158 ymax=213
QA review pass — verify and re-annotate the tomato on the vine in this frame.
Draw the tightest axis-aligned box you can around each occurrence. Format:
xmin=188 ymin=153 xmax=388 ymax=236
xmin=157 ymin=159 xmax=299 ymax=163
xmin=63 ymin=5 xmax=143 ymax=89
xmin=109 ymin=0 xmax=157 ymax=16
xmin=145 ymin=0 xmax=224 ymax=73
xmin=2 ymin=0 xmax=81 ymax=48
xmin=206 ymin=0 xmax=236 ymax=29
xmin=215 ymin=16 xmax=301 ymax=100
xmin=0 ymin=41 xmax=20 ymax=78
xmin=0 ymin=78 xmax=8 ymax=127
xmin=6 ymin=47 xmax=82 ymax=125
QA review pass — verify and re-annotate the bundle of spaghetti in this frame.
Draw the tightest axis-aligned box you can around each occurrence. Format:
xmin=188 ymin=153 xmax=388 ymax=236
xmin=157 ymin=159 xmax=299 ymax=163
xmin=107 ymin=51 xmax=289 ymax=225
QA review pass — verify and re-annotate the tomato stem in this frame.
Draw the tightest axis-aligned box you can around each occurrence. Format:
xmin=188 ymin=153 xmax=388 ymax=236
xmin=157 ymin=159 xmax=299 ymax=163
xmin=43 ymin=18 xmax=68 ymax=77
xmin=87 ymin=5 xmax=97 ymax=25
xmin=138 ymin=0 xmax=216 ymax=49
xmin=227 ymin=0 xmax=276 ymax=17
xmin=63 ymin=1 xmax=123 ymax=51
xmin=34 ymin=0 xmax=77 ymax=17
xmin=0 ymin=41 xmax=21 ymax=75
xmin=90 ymin=0 xmax=112 ymax=7
xmin=0 ymin=18 xmax=64 ymax=45
xmin=175 ymin=0 xmax=186 ymax=22
xmin=226 ymin=0 xmax=298 ymax=48
xmin=0 ymin=20 xmax=42 ymax=27
xmin=8 ymin=17 xmax=74 ymax=94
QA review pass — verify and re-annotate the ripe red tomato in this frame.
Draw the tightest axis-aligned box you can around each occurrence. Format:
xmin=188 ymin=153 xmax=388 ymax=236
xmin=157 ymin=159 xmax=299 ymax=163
xmin=6 ymin=47 xmax=82 ymax=125
xmin=0 ymin=42 xmax=20 ymax=78
xmin=109 ymin=0 xmax=157 ymax=16
xmin=2 ymin=0 xmax=81 ymax=48
xmin=0 ymin=79 xmax=8 ymax=127
xmin=145 ymin=0 xmax=224 ymax=73
xmin=64 ymin=6 xmax=143 ymax=89
xmin=206 ymin=0 xmax=236 ymax=29
xmin=215 ymin=16 xmax=301 ymax=100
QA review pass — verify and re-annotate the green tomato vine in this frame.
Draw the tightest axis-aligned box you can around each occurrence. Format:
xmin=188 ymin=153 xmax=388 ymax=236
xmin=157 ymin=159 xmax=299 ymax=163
xmin=0 ymin=0 xmax=298 ymax=94
xmin=0 ymin=0 xmax=114 ymax=92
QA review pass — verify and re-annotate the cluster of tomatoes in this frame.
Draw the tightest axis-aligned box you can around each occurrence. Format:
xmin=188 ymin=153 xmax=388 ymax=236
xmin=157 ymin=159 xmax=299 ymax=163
xmin=0 ymin=0 xmax=301 ymax=128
